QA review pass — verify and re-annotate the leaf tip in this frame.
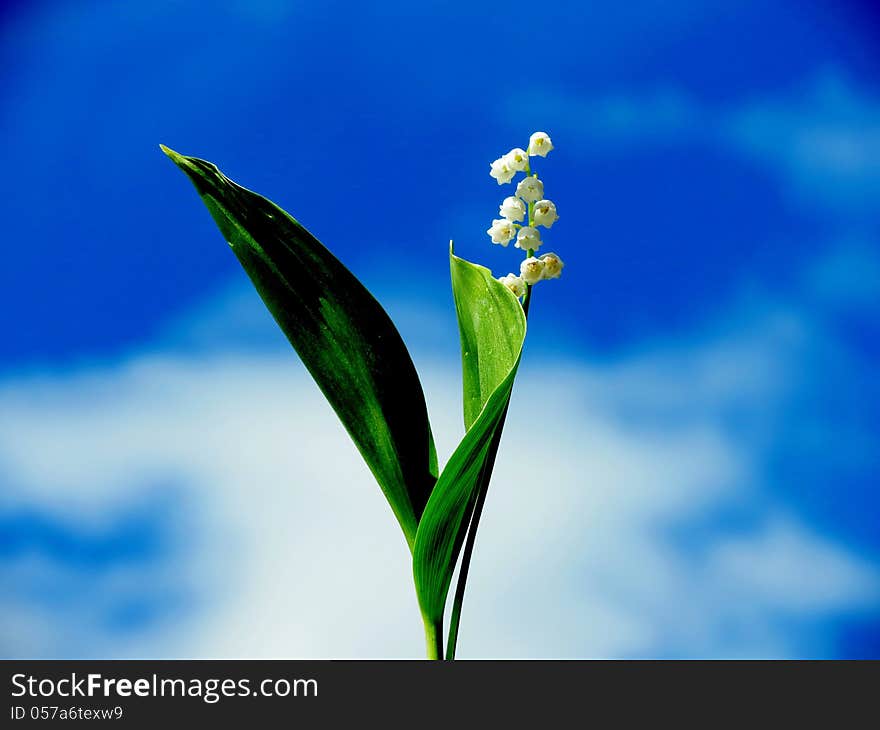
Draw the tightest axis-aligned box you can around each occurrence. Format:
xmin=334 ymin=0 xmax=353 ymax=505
xmin=159 ymin=144 xmax=193 ymax=170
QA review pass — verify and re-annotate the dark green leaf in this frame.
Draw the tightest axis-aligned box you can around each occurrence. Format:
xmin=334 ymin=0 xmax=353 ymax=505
xmin=412 ymin=247 xmax=526 ymax=625
xmin=161 ymin=146 xmax=438 ymax=549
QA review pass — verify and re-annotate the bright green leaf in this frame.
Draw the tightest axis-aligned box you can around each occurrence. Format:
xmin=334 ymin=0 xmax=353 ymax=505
xmin=452 ymin=247 xmax=527 ymax=431
xmin=161 ymin=146 xmax=438 ymax=549
xmin=412 ymin=247 xmax=526 ymax=626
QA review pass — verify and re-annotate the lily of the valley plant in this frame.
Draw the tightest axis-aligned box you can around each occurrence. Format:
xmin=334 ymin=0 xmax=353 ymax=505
xmin=162 ymin=132 xmax=563 ymax=659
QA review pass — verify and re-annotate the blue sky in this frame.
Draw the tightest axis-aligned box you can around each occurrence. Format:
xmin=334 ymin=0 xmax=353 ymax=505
xmin=1 ymin=0 xmax=879 ymax=657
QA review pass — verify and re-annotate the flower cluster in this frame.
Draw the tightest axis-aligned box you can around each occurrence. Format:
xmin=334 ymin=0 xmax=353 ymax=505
xmin=486 ymin=132 xmax=564 ymax=301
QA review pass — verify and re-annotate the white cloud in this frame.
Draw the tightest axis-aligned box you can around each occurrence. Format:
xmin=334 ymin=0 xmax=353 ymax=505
xmin=727 ymin=72 xmax=880 ymax=213
xmin=0 ymin=292 xmax=877 ymax=658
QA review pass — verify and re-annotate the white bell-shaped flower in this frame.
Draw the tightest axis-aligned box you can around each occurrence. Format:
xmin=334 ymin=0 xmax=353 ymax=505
xmin=486 ymin=218 xmax=516 ymax=246
xmin=489 ymin=156 xmax=516 ymax=185
xmin=528 ymin=131 xmax=553 ymax=157
xmin=539 ymin=252 xmax=564 ymax=279
xmin=515 ymin=225 xmax=542 ymax=251
xmin=520 ymin=256 xmax=545 ymax=285
xmin=516 ymin=175 xmax=544 ymax=203
xmin=507 ymin=148 xmax=529 ymax=172
xmin=499 ymin=196 xmax=526 ymax=222
xmin=498 ymin=273 xmax=527 ymax=298
xmin=533 ymin=199 xmax=559 ymax=228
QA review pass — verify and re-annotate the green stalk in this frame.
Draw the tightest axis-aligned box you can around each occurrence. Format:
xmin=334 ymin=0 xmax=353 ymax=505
xmin=423 ymin=614 xmax=444 ymax=660
xmin=444 ymin=409 xmax=508 ymax=658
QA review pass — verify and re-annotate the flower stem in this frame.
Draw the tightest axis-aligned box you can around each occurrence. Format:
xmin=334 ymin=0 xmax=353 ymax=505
xmin=423 ymin=614 xmax=444 ymax=660
xmin=445 ymin=477 xmax=489 ymax=658
xmin=523 ymin=196 xmax=536 ymax=308
xmin=444 ymin=405 xmax=510 ymax=659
